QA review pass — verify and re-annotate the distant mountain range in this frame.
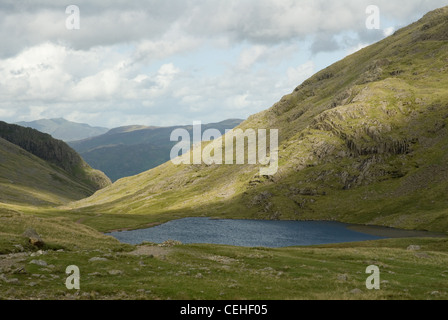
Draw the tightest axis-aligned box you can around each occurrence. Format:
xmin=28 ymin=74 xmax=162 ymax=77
xmin=68 ymin=119 xmax=244 ymax=181
xmin=16 ymin=118 xmax=109 ymax=142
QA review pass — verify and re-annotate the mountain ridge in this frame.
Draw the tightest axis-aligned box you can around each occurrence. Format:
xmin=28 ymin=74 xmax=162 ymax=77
xmin=16 ymin=118 xmax=109 ymax=142
xmin=0 ymin=121 xmax=111 ymax=204
xmin=69 ymin=119 xmax=244 ymax=181
xmin=69 ymin=6 xmax=448 ymax=232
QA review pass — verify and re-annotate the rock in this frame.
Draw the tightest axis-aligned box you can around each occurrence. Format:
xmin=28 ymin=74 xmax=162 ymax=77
xmin=350 ymin=288 xmax=363 ymax=295
xmin=5 ymin=278 xmax=19 ymax=284
xmin=30 ymin=250 xmax=44 ymax=257
xmin=337 ymin=274 xmax=349 ymax=282
xmin=29 ymin=260 xmax=48 ymax=267
xmin=28 ymin=282 xmax=38 ymax=287
xmin=262 ymin=267 xmax=274 ymax=272
xmin=88 ymin=272 xmax=101 ymax=277
xmin=108 ymin=270 xmax=123 ymax=276
xmin=195 ymin=273 xmax=203 ymax=279
xmin=431 ymin=291 xmax=440 ymax=296
xmin=22 ymin=228 xmax=45 ymax=248
xmin=407 ymin=245 xmax=421 ymax=251
xmin=159 ymin=240 xmax=182 ymax=247
xmin=89 ymin=257 xmax=109 ymax=262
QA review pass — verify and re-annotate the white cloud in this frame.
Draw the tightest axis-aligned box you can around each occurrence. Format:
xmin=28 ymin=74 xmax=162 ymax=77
xmin=237 ymin=45 xmax=267 ymax=70
xmin=285 ymin=61 xmax=315 ymax=89
xmin=383 ymin=27 xmax=396 ymax=37
xmin=0 ymin=1 xmax=446 ymax=128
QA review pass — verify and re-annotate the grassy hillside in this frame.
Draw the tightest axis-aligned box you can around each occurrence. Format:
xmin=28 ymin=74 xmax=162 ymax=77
xmin=1 ymin=207 xmax=448 ymax=300
xmin=0 ymin=138 xmax=104 ymax=207
xmin=69 ymin=119 xmax=244 ymax=181
xmin=0 ymin=121 xmax=111 ymax=194
xmin=69 ymin=6 xmax=448 ymax=233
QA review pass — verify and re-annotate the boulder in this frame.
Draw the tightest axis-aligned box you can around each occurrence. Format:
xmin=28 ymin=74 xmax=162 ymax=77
xmin=22 ymin=228 xmax=45 ymax=248
xmin=29 ymin=260 xmax=48 ymax=267
xmin=88 ymin=257 xmax=109 ymax=262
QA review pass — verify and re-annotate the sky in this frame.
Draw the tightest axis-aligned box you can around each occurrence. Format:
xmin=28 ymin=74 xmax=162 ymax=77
xmin=0 ymin=0 xmax=446 ymax=128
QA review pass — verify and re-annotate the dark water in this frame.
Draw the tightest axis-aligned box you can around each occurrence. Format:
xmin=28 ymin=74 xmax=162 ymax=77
xmin=107 ymin=218 xmax=399 ymax=247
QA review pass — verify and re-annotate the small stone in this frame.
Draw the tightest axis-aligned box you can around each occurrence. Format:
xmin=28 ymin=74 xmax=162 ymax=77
xmin=88 ymin=272 xmax=101 ymax=277
xmin=29 ymin=260 xmax=47 ymax=267
xmin=350 ymin=288 xmax=362 ymax=295
xmin=89 ymin=257 xmax=109 ymax=262
xmin=6 ymin=288 xmax=16 ymax=295
xmin=407 ymin=245 xmax=421 ymax=251
xmin=195 ymin=273 xmax=203 ymax=279
xmin=28 ymin=282 xmax=38 ymax=287
xmin=108 ymin=270 xmax=123 ymax=276
xmin=431 ymin=291 xmax=440 ymax=296
xmin=6 ymin=278 xmax=19 ymax=284
xmin=30 ymin=250 xmax=44 ymax=257
xmin=337 ymin=274 xmax=349 ymax=282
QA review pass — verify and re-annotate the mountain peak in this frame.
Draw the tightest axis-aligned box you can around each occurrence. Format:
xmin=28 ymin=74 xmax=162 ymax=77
xmin=16 ymin=118 xmax=109 ymax=142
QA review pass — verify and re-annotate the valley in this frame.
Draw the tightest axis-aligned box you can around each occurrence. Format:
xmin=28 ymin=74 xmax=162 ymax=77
xmin=2 ymin=6 xmax=448 ymax=301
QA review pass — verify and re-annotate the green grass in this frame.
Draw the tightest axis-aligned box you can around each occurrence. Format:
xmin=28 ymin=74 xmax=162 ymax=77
xmin=0 ymin=137 xmax=109 ymax=207
xmin=0 ymin=207 xmax=447 ymax=300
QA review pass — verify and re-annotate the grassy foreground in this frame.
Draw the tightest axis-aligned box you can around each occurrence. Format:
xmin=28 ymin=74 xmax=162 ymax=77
xmin=0 ymin=208 xmax=447 ymax=300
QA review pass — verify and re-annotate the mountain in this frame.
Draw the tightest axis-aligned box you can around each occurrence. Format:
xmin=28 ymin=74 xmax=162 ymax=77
xmin=70 ymin=7 xmax=448 ymax=232
xmin=0 ymin=121 xmax=111 ymax=206
xmin=16 ymin=118 xmax=109 ymax=142
xmin=68 ymin=119 xmax=244 ymax=181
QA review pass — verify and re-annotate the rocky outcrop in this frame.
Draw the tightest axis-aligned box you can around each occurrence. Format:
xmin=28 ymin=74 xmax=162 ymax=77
xmin=22 ymin=229 xmax=45 ymax=248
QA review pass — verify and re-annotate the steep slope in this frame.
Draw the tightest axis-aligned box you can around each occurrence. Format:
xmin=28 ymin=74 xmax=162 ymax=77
xmin=16 ymin=118 xmax=109 ymax=142
xmin=0 ymin=122 xmax=111 ymax=205
xmin=70 ymin=6 xmax=448 ymax=232
xmin=0 ymin=137 xmax=104 ymax=206
xmin=69 ymin=119 xmax=244 ymax=181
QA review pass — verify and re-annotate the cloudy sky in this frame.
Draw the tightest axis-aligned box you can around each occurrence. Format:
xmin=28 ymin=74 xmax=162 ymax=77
xmin=0 ymin=0 xmax=446 ymax=128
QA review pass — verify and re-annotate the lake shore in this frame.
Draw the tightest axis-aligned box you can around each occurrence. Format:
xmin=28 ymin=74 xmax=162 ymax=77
xmin=347 ymin=224 xmax=447 ymax=239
